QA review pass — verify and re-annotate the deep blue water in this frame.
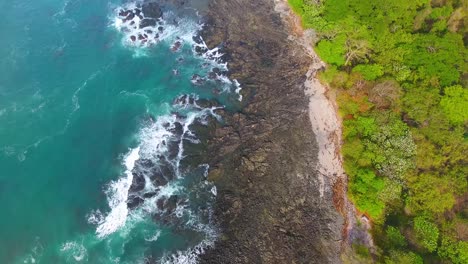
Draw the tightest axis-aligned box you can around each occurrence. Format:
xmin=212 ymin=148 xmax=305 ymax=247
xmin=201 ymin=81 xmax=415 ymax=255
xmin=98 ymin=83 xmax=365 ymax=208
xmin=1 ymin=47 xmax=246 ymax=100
xmin=0 ymin=0 xmax=239 ymax=262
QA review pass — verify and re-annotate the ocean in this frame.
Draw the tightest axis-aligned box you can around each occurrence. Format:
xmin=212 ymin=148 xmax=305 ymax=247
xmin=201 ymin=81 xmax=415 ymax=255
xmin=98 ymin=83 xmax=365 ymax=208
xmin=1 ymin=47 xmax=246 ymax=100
xmin=0 ymin=0 xmax=239 ymax=262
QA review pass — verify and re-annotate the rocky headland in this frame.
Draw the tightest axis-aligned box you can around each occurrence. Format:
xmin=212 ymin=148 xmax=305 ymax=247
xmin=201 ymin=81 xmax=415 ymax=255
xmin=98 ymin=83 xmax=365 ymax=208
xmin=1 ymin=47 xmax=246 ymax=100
xmin=197 ymin=0 xmax=347 ymax=263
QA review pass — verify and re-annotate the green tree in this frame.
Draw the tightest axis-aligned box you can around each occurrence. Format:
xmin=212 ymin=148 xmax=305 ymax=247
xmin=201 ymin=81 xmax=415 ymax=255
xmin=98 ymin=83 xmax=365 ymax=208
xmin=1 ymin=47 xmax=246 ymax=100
xmin=440 ymin=85 xmax=468 ymax=125
xmin=352 ymin=64 xmax=384 ymax=81
xmin=386 ymin=226 xmax=407 ymax=248
xmin=316 ymin=35 xmax=346 ymax=66
xmin=438 ymin=237 xmax=468 ymax=264
xmin=384 ymin=250 xmax=423 ymax=264
xmin=407 ymin=173 xmax=455 ymax=215
xmin=349 ymin=168 xmax=385 ymax=218
xmin=413 ymin=217 xmax=439 ymax=252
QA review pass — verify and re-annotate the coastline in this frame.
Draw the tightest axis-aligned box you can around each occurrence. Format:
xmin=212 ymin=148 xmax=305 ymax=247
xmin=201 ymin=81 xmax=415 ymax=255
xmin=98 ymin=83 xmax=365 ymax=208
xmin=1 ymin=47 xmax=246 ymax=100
xmin=274 ymin=0 xmax=375 ymax=256
xmin=199 ymin=0 xmax=344 ymax=262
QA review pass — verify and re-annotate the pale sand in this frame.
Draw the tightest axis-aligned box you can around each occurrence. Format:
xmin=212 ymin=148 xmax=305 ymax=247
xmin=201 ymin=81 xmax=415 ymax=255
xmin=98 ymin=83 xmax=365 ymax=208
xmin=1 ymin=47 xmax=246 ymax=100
xmin=273 ymin=0 xmax=344 ymax=199
xmin=273 ymin=0 xmax=375 ymax=252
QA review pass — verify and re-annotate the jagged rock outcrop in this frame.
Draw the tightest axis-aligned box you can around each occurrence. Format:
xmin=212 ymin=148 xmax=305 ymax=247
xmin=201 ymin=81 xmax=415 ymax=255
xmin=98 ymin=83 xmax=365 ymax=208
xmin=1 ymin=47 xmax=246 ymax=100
xmin=198 ymin=0 xmax=344 ymax=263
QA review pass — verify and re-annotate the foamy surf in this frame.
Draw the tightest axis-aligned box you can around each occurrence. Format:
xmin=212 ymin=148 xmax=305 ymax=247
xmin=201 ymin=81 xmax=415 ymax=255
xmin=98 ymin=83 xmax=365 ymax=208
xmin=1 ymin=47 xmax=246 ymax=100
xmin=60 ymin=241 xmax=88 ymax=262
xmin=86 ymin=93 xmax=221 ymax=262
xmin=76 ymin=1 xmax=247 ymax=262
xmin=96 ymin=147 xmax=140 ymax=238
xmin=111 ymin=1 xmax=243 ymax=100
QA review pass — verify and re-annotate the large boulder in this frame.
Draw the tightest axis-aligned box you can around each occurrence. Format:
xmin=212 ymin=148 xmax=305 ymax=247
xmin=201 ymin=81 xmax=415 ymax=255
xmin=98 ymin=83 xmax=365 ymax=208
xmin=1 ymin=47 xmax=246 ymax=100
xmin=139 ymin=18 xmax=156 ymax=28
xmin=142 ymin=2 xmax=163 ymax=19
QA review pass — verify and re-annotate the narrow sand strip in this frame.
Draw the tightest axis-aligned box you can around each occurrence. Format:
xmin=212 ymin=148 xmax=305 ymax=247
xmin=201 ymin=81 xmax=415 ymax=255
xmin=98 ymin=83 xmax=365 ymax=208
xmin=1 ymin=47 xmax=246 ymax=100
xmin=273 ymin=1 xmax=375 ymax=252
xmin=273 ymin=0 xmax=344 ymax=200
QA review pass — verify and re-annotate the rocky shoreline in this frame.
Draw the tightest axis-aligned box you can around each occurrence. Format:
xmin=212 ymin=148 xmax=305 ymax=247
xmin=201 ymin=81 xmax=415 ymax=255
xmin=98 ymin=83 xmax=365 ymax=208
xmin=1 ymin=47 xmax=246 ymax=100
xmin=198 ymin=0 xmax=344 ymax=262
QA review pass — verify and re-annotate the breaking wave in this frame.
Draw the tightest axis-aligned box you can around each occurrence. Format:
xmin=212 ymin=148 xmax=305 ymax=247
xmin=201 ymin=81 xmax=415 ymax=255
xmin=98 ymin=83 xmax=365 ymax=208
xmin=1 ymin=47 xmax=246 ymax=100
xmin=87 ymin=94 xmax=221 ymax=262
xmin=111 ymin=1 xmax=242 ymax=101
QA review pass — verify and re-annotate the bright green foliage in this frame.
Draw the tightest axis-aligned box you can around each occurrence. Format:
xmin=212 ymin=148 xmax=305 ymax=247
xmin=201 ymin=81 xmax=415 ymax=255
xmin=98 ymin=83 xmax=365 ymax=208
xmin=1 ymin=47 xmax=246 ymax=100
xmin=289 ymin=0 xmax=468 ymax=262
xmin=407 ymin=173 xmax=455 ymax=214
xmin=384 ymin=251 xmax=423 ymax=264
xmin=349 ymin=168 xmax=385 ymax=218
xmin=287 ymin=0 xmax=304 ymax=14
xmin=352 ymin=64 xmax=384 ymax=81
xmin=440 ymin=85 xmax=468 ymax=125
xmin=315 ymin=36 xmax=346 ymax=66
xmin=438 ymin=237 xmax=468 ymax=264
xmin=403 ymin=86 xmax=441 ymax=125
xmin=403 ymin=33 xmax=465 ymax=87
xmin=413 ymin=217 xmax=439 ymax=252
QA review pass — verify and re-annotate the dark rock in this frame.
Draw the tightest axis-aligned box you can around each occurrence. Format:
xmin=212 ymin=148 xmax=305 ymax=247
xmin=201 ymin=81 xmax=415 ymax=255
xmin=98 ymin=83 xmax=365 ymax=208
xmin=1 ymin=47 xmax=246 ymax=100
xmin=173 ymin=94 xmax=195 ymax=107
xmin=123 ymin=12 xmax=135 ymax=22
xmin=152 ymin=157 xmax=176 ymax=182
xmin=166 ymin=140 xmax=180 ymax=160
xmin=139 ymin=18 xmax=156 ymax=28
xmin=195 ymin=98 xmax=221 ymax=109
xmin=165 ymin=195 xmax=179 ymax=214
xmin=192 ymin=35 xmax=203 ymax=44
xmin=142 ymin=2 xmax=163 ymax=19
xmin=197 ymin=0 xmax=344 ymax=263
xmin=156 ymin=198 xmax=165 ymax=210
xmin=158 ymin=26 xmax=164 ymax=32
xmin=191 ymin=74 xmax=205 ymax=86
xmin=169 ymin=122 xmax=184 ymax=137
xmin=207 ymin=71 xmax=218 ymax=80
xmin=130 ymin=35 xmax=136 ymax=42
xmin=195 ymin=45 xmax=208 ymax=55
xmin=171 ymin=41 xmax=182 ymax=52
xmin=152 ymin=172 xmax=169 ymax=187
xmin=129 ymin=171 xmax=146 ymax=193
xmin=119 ymin=10 xmax=131 ymax=17
xmin=138 ymin=158 xmax=155 ymax=168
xmin=127 ymin=195 xmax=144 ymax=209
xmin=143 ymin=192 xmax=157 ymax=198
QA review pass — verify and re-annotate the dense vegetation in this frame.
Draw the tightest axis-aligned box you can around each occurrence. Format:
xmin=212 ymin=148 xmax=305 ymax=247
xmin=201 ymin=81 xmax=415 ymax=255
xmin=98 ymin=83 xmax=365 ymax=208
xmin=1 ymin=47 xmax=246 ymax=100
xmin=288 ymin=0 xmax=467 ymax=263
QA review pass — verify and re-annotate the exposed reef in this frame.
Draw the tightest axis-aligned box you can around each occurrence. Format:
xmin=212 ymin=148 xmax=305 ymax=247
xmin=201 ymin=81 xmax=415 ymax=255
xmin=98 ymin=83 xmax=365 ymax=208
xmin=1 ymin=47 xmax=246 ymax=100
xmin=198 ymin=0 xmax=344 ymax=263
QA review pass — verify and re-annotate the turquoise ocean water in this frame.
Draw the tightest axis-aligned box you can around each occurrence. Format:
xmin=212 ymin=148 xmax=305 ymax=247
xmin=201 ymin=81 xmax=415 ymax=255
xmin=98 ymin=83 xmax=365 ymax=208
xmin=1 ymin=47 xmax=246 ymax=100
xmin=0 ymin=0 xmax=238 ymax=262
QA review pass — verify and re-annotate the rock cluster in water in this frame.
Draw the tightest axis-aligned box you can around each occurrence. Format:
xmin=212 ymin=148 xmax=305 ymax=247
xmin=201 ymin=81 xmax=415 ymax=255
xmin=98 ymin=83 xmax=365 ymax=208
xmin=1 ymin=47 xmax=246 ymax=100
xmin=116 ymin=2 xmax=163 ymax=47
xmin=126 ymin=95 xmax=221 ymax=227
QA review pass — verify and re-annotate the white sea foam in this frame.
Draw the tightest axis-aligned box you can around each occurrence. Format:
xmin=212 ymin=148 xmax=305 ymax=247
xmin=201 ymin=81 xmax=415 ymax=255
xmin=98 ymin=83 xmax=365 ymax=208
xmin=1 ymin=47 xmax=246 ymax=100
xmin=234 ymin=79 xmax=243 ymax=101
xmin=87 ymin=209 xmax=104 ymax=225
xmin=84 ymin=3 xmax=230 ymax=261
xmin=96 ymin=147 xmax=140 ymax=238
xmin=192 ymin=37 xmax=228 ymax=70
xmin=110 ymin=2 xmax=243 ymax=99
xmin=145 ymin=230 xmax=162 ymax=242
xmin=60 ymin=241 xmax=88 ymax=262
xmin=111 ymin=2 xmax=202 ymax=51
xmin=161 ymin=235 xmax=215 ymax=264
xmin=210 ymin=186 xmax=217 ymax=196
xmin=21 ymin=237 xmax=43 ymax=264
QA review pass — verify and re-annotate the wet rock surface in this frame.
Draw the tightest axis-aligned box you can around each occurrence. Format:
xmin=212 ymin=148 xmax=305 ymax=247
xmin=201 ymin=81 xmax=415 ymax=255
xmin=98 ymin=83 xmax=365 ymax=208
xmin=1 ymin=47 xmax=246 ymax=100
xmin=198 ymin=0 xmax=343 ymax=263
xmin=142 ymin=2 xmax=163 ymax=19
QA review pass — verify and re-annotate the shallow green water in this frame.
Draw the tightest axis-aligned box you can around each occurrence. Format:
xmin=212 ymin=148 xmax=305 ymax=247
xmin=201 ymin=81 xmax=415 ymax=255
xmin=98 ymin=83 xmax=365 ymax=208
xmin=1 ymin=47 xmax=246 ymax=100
xmin=0 ymin=0 xmax=237 ymax=262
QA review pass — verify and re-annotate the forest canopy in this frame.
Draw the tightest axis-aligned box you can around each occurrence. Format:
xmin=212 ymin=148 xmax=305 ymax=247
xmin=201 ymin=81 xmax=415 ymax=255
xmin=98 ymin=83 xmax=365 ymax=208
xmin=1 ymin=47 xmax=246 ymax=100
xmin=289 ymin=0 xmax=467 ymax=263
